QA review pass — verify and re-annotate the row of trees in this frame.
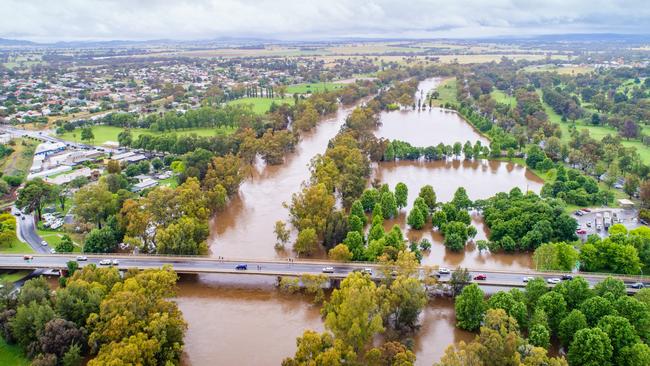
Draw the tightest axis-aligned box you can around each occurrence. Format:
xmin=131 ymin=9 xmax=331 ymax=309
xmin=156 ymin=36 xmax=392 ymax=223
xmin=451 ymin=276 xmax=650 ymax=366
xmin=283 ymin=252 xmax=427 ymax=366
xmin=0 ymin=266 xmax=186 ymax=365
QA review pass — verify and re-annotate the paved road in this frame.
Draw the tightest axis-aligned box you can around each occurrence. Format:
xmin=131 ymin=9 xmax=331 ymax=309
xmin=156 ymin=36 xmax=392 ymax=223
xmin=13 ymin=208 xmax=51 ymax=254
xmin=1 ymin=254 xmax=646 ymax=292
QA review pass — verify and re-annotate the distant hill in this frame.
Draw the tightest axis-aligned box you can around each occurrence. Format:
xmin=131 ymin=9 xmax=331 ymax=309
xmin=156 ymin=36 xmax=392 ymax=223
xmin=0 ymin=38 xmax=37 ymax=46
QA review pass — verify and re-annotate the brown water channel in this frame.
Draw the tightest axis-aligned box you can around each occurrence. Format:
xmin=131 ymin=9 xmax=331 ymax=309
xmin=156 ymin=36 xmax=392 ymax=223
xmin=182 ymin=78 xmax=543 ymax=365
xmin=177 ymin=274 xmax=473 ymax=366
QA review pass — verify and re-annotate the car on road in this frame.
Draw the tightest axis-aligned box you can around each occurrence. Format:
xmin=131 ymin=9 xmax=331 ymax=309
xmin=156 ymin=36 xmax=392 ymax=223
xmin=23 ymin=255 xmax=33 ymax=260
xmin=235 ymin=264 xmax=248 ymax=270
xmin=586 ymin=222 xmax=592 ymax=227
xmin=99 ymin=259 xmax=111 ymax=265
xmin=111 ymin=259 xmax=119 ymax=265
xmin=522 ymin=276 xmax=535 ymax=282
xmin=363 ymin=268 xmax=372 ymax=275
xmin=49 ymin=248 xmax=56 ymax=254
xmin=15 ymin=211 xmax=21 ymax=217
xmin=322 ymin=266 xmax=335 ymax=273
xmin=561 ymin=274 xmax=574 ymax=281
xmin=576 ymin=229 xmax=587 ymax=235
xmin=631 ymin=282 xmax=645 ymax=289
xmin=473 ymin=274 xmax=487 ymax=281
xmin=41 ymin=240 xmax=48 ymax=246
xmin=438 ymin=267 xmax=451 ymax=275
xmin=76 ymin=255 xmax=87 ymax=261
xmin=547 ymin=278 xmax=561 ymax=284
xmin=574 ymin=210 xmax=584 ymax=216
xmin=21 ymin=216 xmax=25 ymax=220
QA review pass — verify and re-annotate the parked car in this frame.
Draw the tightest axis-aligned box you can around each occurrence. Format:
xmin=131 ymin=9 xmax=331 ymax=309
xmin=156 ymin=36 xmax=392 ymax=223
xmin=547 ymin=278 xmax=561 ymax=284
xmin=76 ymin=255 xmax=87 ymax=261
xmin=99 ymin=259 xmax=111 ymax=265
xmin=561 ymin=274 xmax=574 ymax=281
xmin=576 ymin=229 xmax=587 ymax=235
xmin=473 ymin=274 xmax=487 ymax=281
xmin=581 ymin=208 xmax=592 ymax=212
xmin=574 ymin=210 xmax=584 ymax=216
xmin=586 ymin=222 xmax=592 ymax=227
xmin=631 ymin=282 xmax=645 ymax=289
xmin=235 ymin=264 xmax=248 ymax=270
xmin=438 ymin=267 xmax=451 ymax=275
xmin=322 ymin=266 xmax=335 ymax=273
xmin=522 ymin=276 xmax=535 ymax=282
xmin=23 ymin=255 xmax=33 ymax=260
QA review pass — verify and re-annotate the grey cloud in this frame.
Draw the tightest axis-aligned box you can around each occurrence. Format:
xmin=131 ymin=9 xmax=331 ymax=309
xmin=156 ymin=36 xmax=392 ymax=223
xmin=1 ymin=0 xmax=649 ymax=41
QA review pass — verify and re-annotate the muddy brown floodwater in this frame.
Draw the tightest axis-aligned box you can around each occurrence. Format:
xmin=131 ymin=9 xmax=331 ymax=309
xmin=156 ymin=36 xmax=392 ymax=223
xmin=208 ymin=101 xmax=364 ymax=260
xmin=375 ymin=159 xmax=544 ymax=270
xmin=375 ymin=79 xmax=489 ymax=147
xmin=176 ymin=275 xmax=473 ymax=366
xmin=181 ymin=78 xmax=544 ymax=365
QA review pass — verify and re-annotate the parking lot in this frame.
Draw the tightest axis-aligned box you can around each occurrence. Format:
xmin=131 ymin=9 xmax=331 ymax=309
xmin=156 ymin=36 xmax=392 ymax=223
xmin=574 ymin=208 xmax=641 ymax=239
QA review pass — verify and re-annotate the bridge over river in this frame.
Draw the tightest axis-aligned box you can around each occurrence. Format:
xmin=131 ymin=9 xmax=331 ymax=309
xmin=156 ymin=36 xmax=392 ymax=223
xmin=1 ymin=254 xmax=646 ymax=293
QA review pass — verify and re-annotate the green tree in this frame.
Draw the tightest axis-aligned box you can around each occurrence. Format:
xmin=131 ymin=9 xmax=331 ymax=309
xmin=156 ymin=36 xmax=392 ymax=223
xmin=56 ymin=235 xmax=75 ymax=253
xmin=594 ymin=277 xmax=626 ymax=299
xmin=72 ymin=182 xmax=115 ymax=228
xmin=80 ymin=127 xmax=94 ymax=143
xmin=418 ymin=185 xmax=436 ymax=210
xmin=10 ymin=301 xmax=56 ymax=349
xmin=529 ymin=323 xmax=550 ymax=348
xmin=406 ymin=207 xmax=424 ymax=230
xmin=380 ymin=191 xmax=398 ymax=219
xmin=289 ymin=183 xmax=335 ymax=237
xmin=350 ymin=200 xmax=367 ymax=226
xmin=598 ymin=315 xmax=640 ymax=363
xmin=274 ymin=220 xmax=290 ymax=249
xmin=329 ymin=244 xmax=353 ymax=262
xmin=322 ymin=272 xmax=383 ymax=352
xmin=16 ymin=178 xmax=56 ymax=221
xmin=294 ymin=228 xmax=319 ymax=256
xmin=568 ymin=327 xmax=613 ymax=366
xmin=619 ymin=343 xmax=650 ymax=366
xmin=580 ymin=296 xmax=616 ymax=326
xmin=451 ymin=187 xmax=472 ymax=210
xmin=536 ymin=291 xmax=567 ymax=333
xmin=281 ymin=330 xmax=356 ymax=366
xmin=455 ymin=284 xmax=486 ymax=331
xmin=394 ymin=183 xmax=408 ymax=210
xmin=83 ymin=227 xmax=118 ymax=253
xmin=559 ymin=309 xmax=588 ymax=347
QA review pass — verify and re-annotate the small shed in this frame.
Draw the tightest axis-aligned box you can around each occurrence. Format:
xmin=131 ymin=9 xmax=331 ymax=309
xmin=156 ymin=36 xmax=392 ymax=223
xmin=618 ymin=199 xmax=635 ymax=208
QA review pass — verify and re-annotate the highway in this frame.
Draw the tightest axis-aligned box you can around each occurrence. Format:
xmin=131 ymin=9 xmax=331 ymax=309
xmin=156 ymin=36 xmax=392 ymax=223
xmin=0 ymin=254 xmax=646 ymax=292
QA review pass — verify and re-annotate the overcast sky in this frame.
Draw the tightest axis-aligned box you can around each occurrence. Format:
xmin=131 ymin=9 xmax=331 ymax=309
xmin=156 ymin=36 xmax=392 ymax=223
xmin=2 ymin=0 xmax=650 ymax=42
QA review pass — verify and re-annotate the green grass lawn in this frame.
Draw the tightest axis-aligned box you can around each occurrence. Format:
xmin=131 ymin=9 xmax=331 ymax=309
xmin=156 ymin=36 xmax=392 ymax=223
xmin=491 ymin=89 xmax=517 ymax=107
xmin=227 ymin=97 xmax=294 ymax=114
xmin=0 ymin=270 xmax=31 ymax=283
xmin=158 ymin=176 xmax=179 ymax=188
xmin=0 ymin=237 xmax=34 ymax=254
xmin=0 ymin=337 xmax=29 ymax=366
xmin=58 ymin=125 xmax=237 ymax=145
xmin=0 ymin=138 xmax=37 ymax=177
xmin=536 ymin=90 xmax=650 ymax=164
xmin=433 ymin=77 xmax=458 ymax=106
xmin=286 ymin=82 xmax=345 ymax=94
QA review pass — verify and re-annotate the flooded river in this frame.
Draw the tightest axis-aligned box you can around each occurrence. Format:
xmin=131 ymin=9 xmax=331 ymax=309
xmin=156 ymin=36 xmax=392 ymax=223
xmin=176 ymin=275 xmax=473 ymax=366
xmin=186 ymin=78 xmax=542 ymax=364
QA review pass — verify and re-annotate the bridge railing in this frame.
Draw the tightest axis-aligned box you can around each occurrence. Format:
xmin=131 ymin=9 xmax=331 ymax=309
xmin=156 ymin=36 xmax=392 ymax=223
xmin=5 ymin=253 xmax=650 ymax=281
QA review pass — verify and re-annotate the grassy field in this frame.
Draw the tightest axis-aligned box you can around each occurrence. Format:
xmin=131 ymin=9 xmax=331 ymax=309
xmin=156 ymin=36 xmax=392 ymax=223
xmin=0 ymin=138 xmax=37 ymax=177
xmin=523 ymin=64 xmax=594 ymax=75
xmin=286 ymin=82 xmax=345 ymax=94
xmin=491 ymin=89 xmax=517 ymax=107
xmin=227 ymin=97 xmax=294 ymax=114
xmin=537 ymin=91 xmax=650 ymax=164
xmin=59 ymin=125 xmax=237 ymax=145
xmin=432 ymin=77 xmax=458 ymax=106
xmin=435 ymin=54 xmax=568 ymax=64
xmin=0 ymin=337 xmax=29 ymax=366
xmin=0 ymin=237 xmax=34 ymax=254
xmin=0 ymin=270 xmax=31 ymax=283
